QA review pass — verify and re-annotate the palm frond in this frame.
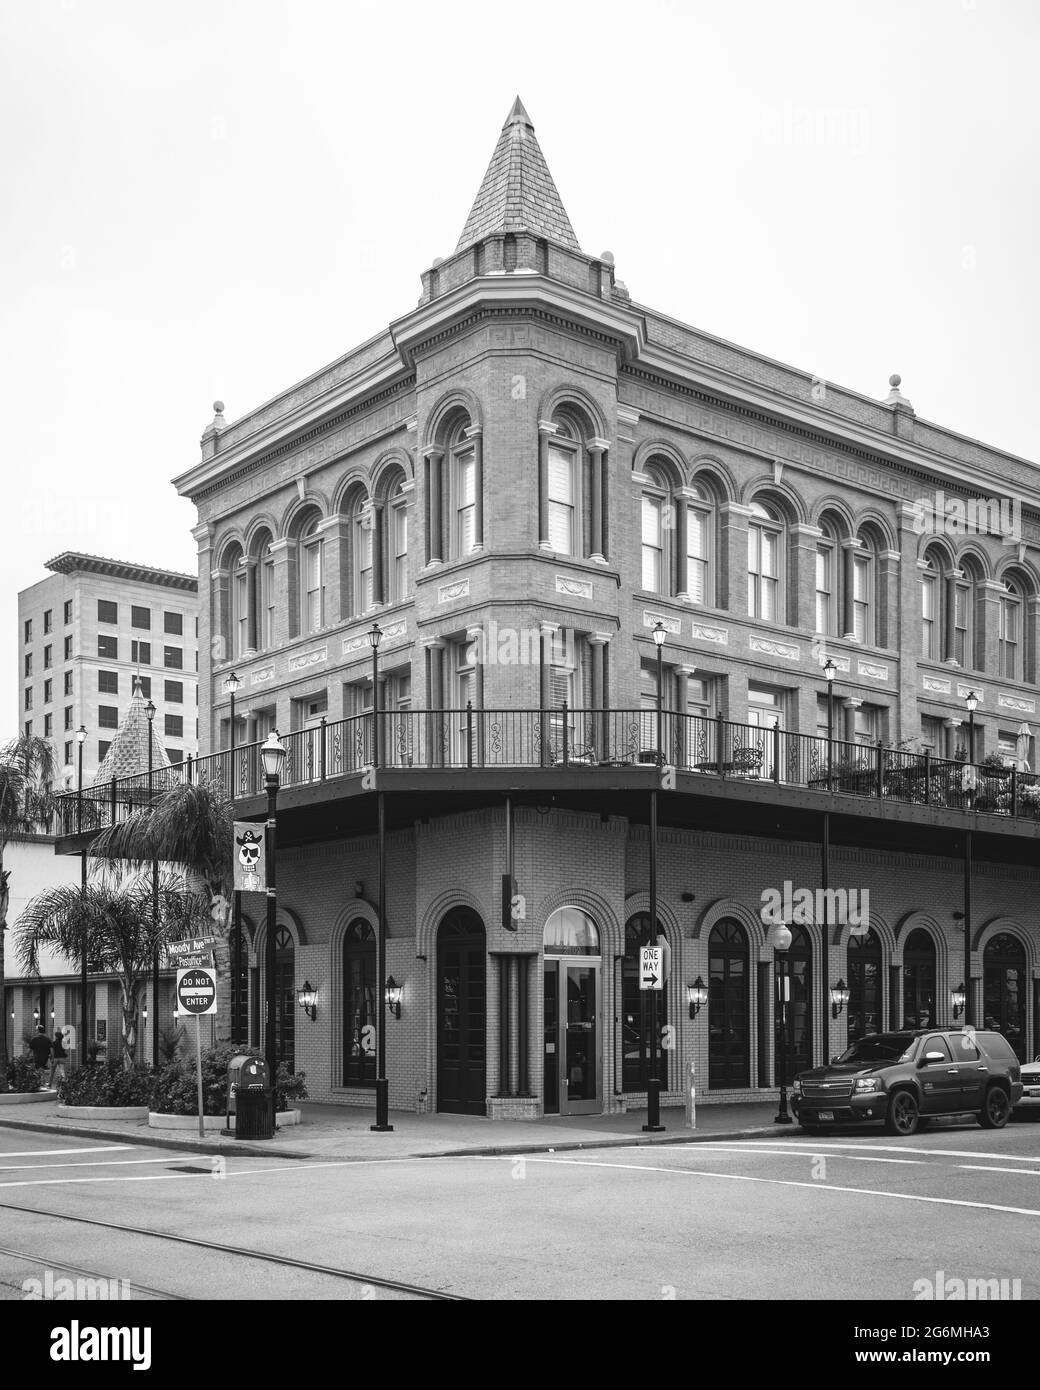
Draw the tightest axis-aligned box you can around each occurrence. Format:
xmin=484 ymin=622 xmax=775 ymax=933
xmin=90 ymin=781 xmax=234 ymax=898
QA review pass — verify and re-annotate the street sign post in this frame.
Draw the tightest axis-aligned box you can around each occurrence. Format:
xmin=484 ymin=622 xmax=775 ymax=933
xmin=639 ymin=945 xmax=663 ymax=991
xmin=176 ymin=967 xmax=218 ymax=1139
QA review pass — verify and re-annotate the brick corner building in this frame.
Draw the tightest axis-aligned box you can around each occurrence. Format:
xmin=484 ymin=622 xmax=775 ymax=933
xmin=61 ymin=98 xmax=1040 ymax=1117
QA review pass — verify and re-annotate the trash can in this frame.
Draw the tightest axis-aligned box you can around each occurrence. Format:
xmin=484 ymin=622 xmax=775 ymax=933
xmin=234 ymin=1087 xmax=274 ymax=1140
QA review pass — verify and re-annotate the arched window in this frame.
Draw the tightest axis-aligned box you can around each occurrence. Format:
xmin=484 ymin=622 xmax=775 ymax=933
xmin=777 ymin=924 xmax=812 ymax=1079
xmin=437 ymin=907 xmax=487 ymax=1114
xmin=848 ymin=928 xmax=882 ymax=1041
xmin=921 ymin=548 xmax=944 ymax=661
xmin=954 ymin=559 xmax=981 ymax=670
xmin=343 ymin=918 xmax=377 ymax=1086
xmin=229 ymin=920 xmax=250 ymax=1046
xmin=851 ymin=539 xmax=874 ymax=645
xmin=708 ymin=919 xmax=750 ymax=1089
xmin=299 ymin=516 xmax=325 ymax=635
xmin=999 ymin=579 xmax=1021 ymax=680
xmin=983 ymin=932 xmax=1026 ymax=1060
xmin=352 ymin=496 xmax=373 ymax=615
xmin=902 ymin=929 xmax=936 ymax=1029
xmin=273 ymin=924 xmax=295 ymax=1072
xmin=747 ymin=501 xmax=783 ymax=622
xmin=257 ymin=535 xmax=276 ymax=651
xmin=547 ymin=417 xmax=580 ymax=556
xmin=543 ymin=907 xmax=600 ymax=955
xmin=622 ymin=913 xmax=667 ymax=1091
xmin=815 ymin=520 xmax=839 ymax=636
xmin=231 ymin=551 xmax=249 ymax=658
xmin=640 ymin=466 xmax=668 ymax=594
xmin=388 ymin=476 xmax=409 ymax=603
xmin=684 ymin=479 xmax=715 ymax=606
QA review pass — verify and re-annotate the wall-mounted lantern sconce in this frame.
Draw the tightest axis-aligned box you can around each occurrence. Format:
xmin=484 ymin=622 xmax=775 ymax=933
xmin=354 ymin=880 xmax=365 ymax=898
xmin=142 ymin=1004 xmax=148 ymax=1023
xmin=830 ymin=979 xmax=850 ymax=1019
xmin=385 ymin=976 xmax=402 ymax=1019
xmin=687 ymin=977 xmax=708 ymax=1019
xmin=297 ymin=981 xmax=318 ymax=1021
xmin=951 ymin=982 xmax=967 ymax=1021
xmin=33 ymin=1007 xmax=40 ymax=1024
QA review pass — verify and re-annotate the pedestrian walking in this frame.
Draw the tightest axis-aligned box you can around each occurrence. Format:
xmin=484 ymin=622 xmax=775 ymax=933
xmin=27 ymin=1025 xmax=53 ymax=1074
xmin=49 ymin=1026 xmax=68 ymax=1088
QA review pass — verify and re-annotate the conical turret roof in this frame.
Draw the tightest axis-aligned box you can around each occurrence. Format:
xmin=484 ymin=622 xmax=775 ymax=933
xmin=455 ymin=97 xmax=580 ymax=254
xmin=93 ymin=679 xmax=171 ymax=785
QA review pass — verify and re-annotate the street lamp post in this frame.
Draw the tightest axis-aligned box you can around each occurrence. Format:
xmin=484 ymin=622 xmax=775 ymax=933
xmin=225 ymin=672 xmax=241 ymax=1046
xmin=644 ymin=622 xmax=667 ymax=1135
xmin=652 ymin=620 xmax=666 ymax=766
xmin=823 ymin=657 xmax=837 ymax=791
xmin=368 ymin=624 xmax=383 ymax=768
xmin=774 ymin=922 xmax=794 ymax=1124
xmin=146 ymin=698 xmax=159 ymax=1070
xmin=260 ymin=732 xmax=286 ymax=1132
xmin=371 ymin=790 xmax=393 ymax=1132
xmin=965 ymin=690 xmax=978 ymax=766
xmin=76 ymin=725 xmax=87 ymax=1068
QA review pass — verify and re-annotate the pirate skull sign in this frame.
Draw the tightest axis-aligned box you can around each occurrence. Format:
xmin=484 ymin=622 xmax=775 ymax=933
xmin=234 ymin=827 xmax=264 ymax=890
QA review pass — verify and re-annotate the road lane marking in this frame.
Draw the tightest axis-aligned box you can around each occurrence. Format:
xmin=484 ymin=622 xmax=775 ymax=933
xmin=0 ymin=1157 xmax=204 ymax=1172
xmin=959 ymin=1165 xmax=1040 ymax=1175
xmin=500 ymin=1155 xmax=1040 ymax=1218
xmin=686 ymin=1140 xmax=1040 ymax=1162
xmin=659 ymin=1145 xmax=923 ymax=1165
xmin=0 ymin=1146 xmax=133 ymax=1159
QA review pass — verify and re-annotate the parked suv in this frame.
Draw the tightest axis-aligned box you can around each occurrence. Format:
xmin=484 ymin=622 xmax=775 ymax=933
xmin=791 ymin=1029 xmax=1022 ymax=1136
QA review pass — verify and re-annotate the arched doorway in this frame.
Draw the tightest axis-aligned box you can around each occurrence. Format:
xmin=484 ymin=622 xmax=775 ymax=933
xmin=902 ymin=929 xmax=936 ymax=1029
xmin=273 ymin=925 xmax=295 ymax=1073
xmin=776 ymin=924 xmax=812 ymax=1081
xmin=709 ymin=919 xmax=749 ymax=1089
xmin=983 ymin=932 xmax=1026 ymax=1060
xmin=343 ymin=918 xmax=377 ymax=1087
xmin=621 ymin=913 xmax=667 ymax=1094
xmin=229 ymin=919 xmax=251 ymax=1048
xmin=848 ymin=929 xmax=882 ymax=1042
xmin=543 ymin=907 xmax=602 ymax=1115
xmin=437 ymin=908 xmax=486 ymax=1114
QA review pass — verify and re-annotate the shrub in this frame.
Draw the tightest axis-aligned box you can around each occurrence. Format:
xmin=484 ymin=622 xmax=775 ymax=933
xmin=58 ymin=1060 xmax=153 ymax=1107
xmin=150 ymin=1044 xmax=307 ymax=1116
xmin=7 ymin=1055 xmax=44 ymax=1093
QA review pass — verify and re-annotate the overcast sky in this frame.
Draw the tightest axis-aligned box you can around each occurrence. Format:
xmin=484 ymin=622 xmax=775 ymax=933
xmin=2 ymin=0 xmax=1037 ymax=735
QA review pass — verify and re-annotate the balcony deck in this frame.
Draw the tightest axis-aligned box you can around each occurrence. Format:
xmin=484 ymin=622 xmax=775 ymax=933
xmin=52 ymin=708 xmax=1040 ymax=865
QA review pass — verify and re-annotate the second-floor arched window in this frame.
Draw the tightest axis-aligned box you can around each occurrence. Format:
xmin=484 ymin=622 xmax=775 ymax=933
xmin=640 ymin=466 xmax=668 ymax=593
xmin=999 ymin=579 xmax=1021 ymax=679
xmin=748 ymin=501 xmax=782 ymax=622
xmin=299 ymin=514 xmax=325 ymax=635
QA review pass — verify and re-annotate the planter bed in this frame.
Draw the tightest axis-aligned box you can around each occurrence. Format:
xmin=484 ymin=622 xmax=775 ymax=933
xmin=0 ymin=1090 xmax=55 ymax=1106
xmin=148 ymin=1109 xmax=302 ymax=1131
xmin=57 ymin=1104 xmax=150 ymax=1121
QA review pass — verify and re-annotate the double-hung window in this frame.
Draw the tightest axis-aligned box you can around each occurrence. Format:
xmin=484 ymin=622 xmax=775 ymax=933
xmin=301 ymin=518 xmax=324 ymax=633
xmin=547 ymin=440 xmax=576 ymax=555
xmin=748 ymin=503 xmax=781 ymax=622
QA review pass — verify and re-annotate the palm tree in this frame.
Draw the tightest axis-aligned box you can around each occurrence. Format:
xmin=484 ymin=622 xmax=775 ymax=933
xmin=90 ymin=779 xmax=235 ymax=926
xmin=15 ymin=872 xmax=210 ymax=1070
xmin=0 ymin=735 xmax=56 ymax=1087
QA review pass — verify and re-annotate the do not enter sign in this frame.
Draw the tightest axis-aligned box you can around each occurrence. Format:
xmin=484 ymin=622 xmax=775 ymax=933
xmin=176 ymin=967 xmax=218 ymax=1016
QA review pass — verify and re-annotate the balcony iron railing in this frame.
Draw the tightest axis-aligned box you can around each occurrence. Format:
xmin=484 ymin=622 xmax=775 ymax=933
xmin=51 ymin=706 xmax=1040 ymax=837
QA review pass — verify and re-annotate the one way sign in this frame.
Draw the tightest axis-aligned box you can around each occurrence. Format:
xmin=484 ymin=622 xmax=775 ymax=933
xmin=639 ymin=945 xmax=663 ymax=991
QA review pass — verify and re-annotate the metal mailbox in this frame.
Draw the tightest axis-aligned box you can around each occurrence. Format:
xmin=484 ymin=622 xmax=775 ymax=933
xmin=227 ymin=1054 xmax=270 ymax=1116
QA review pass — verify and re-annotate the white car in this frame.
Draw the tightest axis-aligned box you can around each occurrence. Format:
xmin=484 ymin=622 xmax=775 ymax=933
xmin=1015 ymin=1056 xmax=1040 ymax=1114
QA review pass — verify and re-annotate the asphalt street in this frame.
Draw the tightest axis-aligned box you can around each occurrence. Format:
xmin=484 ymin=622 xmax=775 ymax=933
xmin=1 ymin=1120 xmax=1038 ymax=1301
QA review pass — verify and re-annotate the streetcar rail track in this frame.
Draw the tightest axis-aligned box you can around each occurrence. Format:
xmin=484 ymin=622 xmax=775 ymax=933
xmin=0 ymin=1243 xmax=186 ymax=1301
xmin=0 ymin=1201 xmax=467 ymax=1300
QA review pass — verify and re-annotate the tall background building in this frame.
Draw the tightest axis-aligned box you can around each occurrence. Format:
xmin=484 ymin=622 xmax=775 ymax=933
xmin=17 ymin=552 xmax=200 ymax=786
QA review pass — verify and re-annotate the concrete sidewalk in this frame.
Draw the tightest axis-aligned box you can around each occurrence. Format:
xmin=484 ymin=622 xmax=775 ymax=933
xmin=0 ymin=1096 xmax=786 ymax=1161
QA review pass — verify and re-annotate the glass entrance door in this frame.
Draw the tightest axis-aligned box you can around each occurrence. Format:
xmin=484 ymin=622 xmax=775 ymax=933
xmin=544 ymin=960 xmax=601 ymax=1115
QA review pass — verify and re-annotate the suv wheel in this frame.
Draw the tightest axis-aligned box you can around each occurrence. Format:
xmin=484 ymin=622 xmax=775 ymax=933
xmin=885 ymin=1090 xmax=920 ymax=1136
xmin=978 ymin=1086 xmax=1010 ymax=1129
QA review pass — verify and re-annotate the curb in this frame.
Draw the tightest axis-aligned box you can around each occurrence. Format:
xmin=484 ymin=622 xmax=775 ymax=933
xmin=0 ymin=1116 xmax=786 ymax=1162
xmin=0 ymin=1115 xmax=315 ymax=1161
xmin=415 ymin=1125 xmax=783 ymax=1158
